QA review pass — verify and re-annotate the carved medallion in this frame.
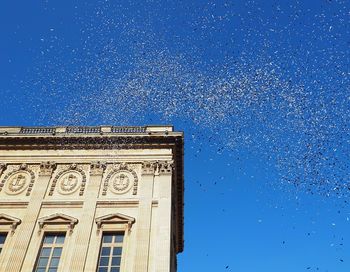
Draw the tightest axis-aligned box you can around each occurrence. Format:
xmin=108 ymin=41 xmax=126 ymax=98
xmin=57 ymin=171 xmax=81 ymax=195
xmin=6 ymin=172 xmax=30 ymax=195
xmin=113 ymin=173 xmax=130 ymax=191
xmin=108 ymin=171 xmax=134 ymax=194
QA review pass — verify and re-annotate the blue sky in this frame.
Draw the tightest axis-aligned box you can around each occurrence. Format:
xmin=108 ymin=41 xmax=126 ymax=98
xmin=0 ymin=1 xmax=349 ymax=271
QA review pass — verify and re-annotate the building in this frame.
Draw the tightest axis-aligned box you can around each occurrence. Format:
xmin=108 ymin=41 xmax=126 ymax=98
xmin=0 ymin=126 xmax=184 ymax=272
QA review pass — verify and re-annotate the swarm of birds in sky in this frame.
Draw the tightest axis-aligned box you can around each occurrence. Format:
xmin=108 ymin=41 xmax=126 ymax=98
xmin=24 ymin=0 xmax=349 ymax=199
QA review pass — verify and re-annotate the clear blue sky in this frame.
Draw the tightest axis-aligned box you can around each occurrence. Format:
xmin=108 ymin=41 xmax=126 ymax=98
xmin=0 ymin=1 xmax=349 ymax=271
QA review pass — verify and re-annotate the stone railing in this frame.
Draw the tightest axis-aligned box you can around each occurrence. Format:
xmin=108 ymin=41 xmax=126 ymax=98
xmin=19 ymin=127 xmax=56 ymax=134
xmin=66 ymin=126 xmax=101 ymax=134
xmin=0 ymin=126 xmax=171 ymax=136
xmin=111 ymin=126 xmax=146 ymax=133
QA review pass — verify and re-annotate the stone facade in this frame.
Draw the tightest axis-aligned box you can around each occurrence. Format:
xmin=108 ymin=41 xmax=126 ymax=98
xmin=0 ymin=126 xmax=184 ymax=272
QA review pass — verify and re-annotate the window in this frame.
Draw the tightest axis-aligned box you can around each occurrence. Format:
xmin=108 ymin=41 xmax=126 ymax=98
xmin=0 ymin=233 xmax=7 ymax=254
xmin=97 ymin=233 xmax=124 ymax=272
xmin=34 ymin=233 xmax=65 ymax=272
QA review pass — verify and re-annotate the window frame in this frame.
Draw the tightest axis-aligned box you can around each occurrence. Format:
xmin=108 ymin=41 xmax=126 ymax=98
xmin=96 ymin=232 xmax=125 ymax=272
xmin=28 ymin=213 xmax=78 ymax=271
xmin=0 ymin=232 xmax=8 ymax=255
xmin=33 ymin=232 xmax=67 ymax=272
xmin=87 ymin=213 xmax=134 ymax=272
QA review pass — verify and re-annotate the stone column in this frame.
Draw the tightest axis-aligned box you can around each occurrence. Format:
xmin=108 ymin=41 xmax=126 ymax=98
xmin=5 ymin=162 xmax=56 ymax=272
xmin=133 ymin=162 xmax=155 ymax=272
xmin=69 ymin=161 xmax=106 ymax=271
xmin=155 ymin=161 xmax=173 ymax=272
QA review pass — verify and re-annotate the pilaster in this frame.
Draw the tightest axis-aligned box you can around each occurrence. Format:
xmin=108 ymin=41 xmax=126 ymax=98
xmin=68 ymin=161 xmax=106 ymax=271
xmin=5 ymin=162 xmax=56 ymax=272
xmin=155 ymin=161 xmax=174 ymax=272
xmin=133 ymin=161 xmax=156 ymax=272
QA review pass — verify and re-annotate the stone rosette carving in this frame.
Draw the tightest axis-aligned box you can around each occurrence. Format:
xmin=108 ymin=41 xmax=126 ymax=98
xmin=102 ymin=163 xmax=139 ymax=196
xmin=49 ymin=164 xmax=86 ymax=196
xmin=0 ymin=164 xmax=36 ymax=196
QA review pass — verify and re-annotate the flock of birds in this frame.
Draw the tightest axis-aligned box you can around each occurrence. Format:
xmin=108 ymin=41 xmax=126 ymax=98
xmin=29 ymin=0 xmax=349 ymax=199
xmin=21 ymin=0 xmax=350 ymax=270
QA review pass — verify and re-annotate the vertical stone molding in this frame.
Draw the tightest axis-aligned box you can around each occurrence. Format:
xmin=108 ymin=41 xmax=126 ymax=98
xmin=68 ymin=161 xmax=105 ymax=271
xmin=154 ymin=172 xmax=173 ymax=272
xmin=133 ymin=161 xmax=155 ymax=272
xmin=5 ymin=163 xmax=54 ymax=272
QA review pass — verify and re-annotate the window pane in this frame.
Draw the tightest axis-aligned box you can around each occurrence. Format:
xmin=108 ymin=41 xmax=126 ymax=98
xmin=99 ymin=257 xmax=109 ymax=266
xmin=0 ymin=234 xmax=7 ymax=244
xmin=50 ymin=257 xmax=60 ymax=267
xmin=52 ymin=248 xmax=62 ymax=257
xmin=40 ymin=247 xmax=51 ymax=256
xmin=110 ymin=267 xmax=120 ymax=272
xmin=98 ymin=268 xmax=108 ymax=272
xmin=38 ymin=257 xmax=49 ymax=267
xmin=48 ymin=269 xmax=57 ymax=272
xmin=115 ymin=235 xmax=123 ymax=243
xmin=101 ymin=247 xmax=110 ymax=256
xmin=113 ymin=247 xmax=122 ymax=256
xmin=111 ymin=257 xmax=121 ymax=266
xmin=103 ymin=234 xmax=113 ymax=243
xmin=36 ymin=268 xmax=45 ymax=272
xmin=44 ymin=235 xmax=54 ymax=244
xmin=55 ymin=235 xmax=65 ymax=244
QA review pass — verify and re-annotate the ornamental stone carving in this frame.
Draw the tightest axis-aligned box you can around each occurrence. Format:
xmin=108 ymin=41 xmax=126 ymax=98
xmin=0 ymin=164 xmax=36 ymax=196
xmin=0 ymin=163 xmax=6 ymax=177
xmin=49 ymin=164 xmax=87 ymax=196
xmin=142 ymin=161 xmax=173 ymax=175
xmin=58 ymin=172 xmax=81 ymax=195
xmin=102 ymin=164 xmax=139 ymax=196
xmin=142 ymin=161 xmax=157 ymax=175
xmin=90 ymin=161 xmax=106 ymax=176
xmin=158 ymin=161 xmax=174 ymax=174
xmin=7 ymin=173 xmax=29 ymax=194
xmin=39 ymin=161 xmax=56 ymax=176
